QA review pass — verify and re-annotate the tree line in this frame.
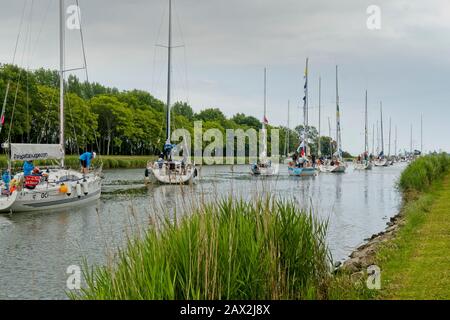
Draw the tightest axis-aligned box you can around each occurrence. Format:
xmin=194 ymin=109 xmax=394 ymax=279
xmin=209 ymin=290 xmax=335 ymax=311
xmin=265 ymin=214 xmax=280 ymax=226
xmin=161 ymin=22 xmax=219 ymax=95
xmin=0 ymin=64 xmax=350 ymax=158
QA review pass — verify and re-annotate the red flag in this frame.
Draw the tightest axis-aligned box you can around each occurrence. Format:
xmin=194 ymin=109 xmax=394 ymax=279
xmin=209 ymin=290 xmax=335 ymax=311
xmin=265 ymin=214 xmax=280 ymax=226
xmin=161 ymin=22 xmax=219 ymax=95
xmin=263 ymin=116 xmax=269 ymax=124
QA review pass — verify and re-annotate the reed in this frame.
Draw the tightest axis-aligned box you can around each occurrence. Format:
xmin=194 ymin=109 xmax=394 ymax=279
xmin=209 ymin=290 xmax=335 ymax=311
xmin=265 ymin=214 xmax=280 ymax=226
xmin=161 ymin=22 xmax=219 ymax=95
xmin=71 ymin=197 xmax=334 ymax=300
xmin=399 ymin=153 xmax=450 ymax=193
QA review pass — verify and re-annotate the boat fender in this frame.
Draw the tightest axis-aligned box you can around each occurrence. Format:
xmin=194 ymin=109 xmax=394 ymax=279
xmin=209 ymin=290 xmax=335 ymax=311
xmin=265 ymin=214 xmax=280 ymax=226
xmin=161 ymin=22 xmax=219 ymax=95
xmin=82 ymin=181 xmax=89 ymax=195
xmin=66 ymin=183 xmax=72 ymax=196
xmin=76 ymin=182 xmax=82 ymax=198
xmin=59 ymin=183 xmax=68 ymax=194
xmin=194 ymin=168 xmax=198 ymax=178
xmin=144 ymin=168 xmax=149 ymax=177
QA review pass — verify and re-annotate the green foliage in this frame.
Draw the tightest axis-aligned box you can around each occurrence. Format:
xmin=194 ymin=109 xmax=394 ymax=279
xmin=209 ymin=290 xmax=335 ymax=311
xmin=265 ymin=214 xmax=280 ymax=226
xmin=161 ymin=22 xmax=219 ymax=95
xmin=0 ymin=64 xmax=346 ymax=159
xmin=72 ymin=197 xmax=336 ymax=300
xmin=399 ymin=153 xmax=450 ymax=193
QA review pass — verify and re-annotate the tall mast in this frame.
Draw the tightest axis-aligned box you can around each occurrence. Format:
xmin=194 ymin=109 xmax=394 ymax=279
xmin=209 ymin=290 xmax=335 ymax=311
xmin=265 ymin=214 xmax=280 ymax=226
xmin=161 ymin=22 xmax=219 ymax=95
xmin=286 ymin=100 xmax=290 ymax=156
xmin=380 ymin=102 xmax=384 ymax=155
xmin=372 ymin=123 xmax=375 ymax=155
xmin=395 ymin=125 xmax=397 ymax=157
xmin=302 ymin=58 xmax=309 ymax=156
xmin=364 ymin=90 xmax=368 ymax=154
xmin=166 ymin=0 xmax=173 ymax=143
xmin=328 ymin=117 xmax=332 ymax=158
xmin=410 ymin=124 xmax=413 ymax=155
xmin=263 ymin=67 xmax=267 ymax=130
xmin=388 ymin=117 xmax=392 ymax=157
xmin=335 ymin=65 xmax=342 ymax=159
xmin=376 ymin=120 xmax=379 ymax=154
xmin=318 ymin=77 xmax=321 ymax=157
xmin=59 ymin=0 xmax=65 ymax=167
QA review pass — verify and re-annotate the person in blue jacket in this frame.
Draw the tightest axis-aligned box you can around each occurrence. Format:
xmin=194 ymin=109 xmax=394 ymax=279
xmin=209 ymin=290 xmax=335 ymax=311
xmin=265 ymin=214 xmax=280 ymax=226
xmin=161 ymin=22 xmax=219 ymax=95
xmin=79 ymin=152 xmax=97 ymax=174
xmin=23 ymin=160 xmax=34 ymax=176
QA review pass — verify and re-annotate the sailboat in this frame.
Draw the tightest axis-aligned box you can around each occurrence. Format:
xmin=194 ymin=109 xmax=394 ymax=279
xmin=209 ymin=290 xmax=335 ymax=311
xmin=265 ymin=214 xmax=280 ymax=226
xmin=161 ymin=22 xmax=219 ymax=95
xmin=145 ymin=0 xmax=197 ymax=184
xmin=288 ymin=58 xmax=317 ymax=177
xmin=354 ymin=90 xmax=372 ymax=170
xmin=373 ymin=102 xmax=389 ymax=167
xmin=318 ymin=66 xmax=346 ymax=173
xmin=0 ymin=0 xmax=102 ymax=213
xmin=251 ymin=68 xmax=279 ymax=176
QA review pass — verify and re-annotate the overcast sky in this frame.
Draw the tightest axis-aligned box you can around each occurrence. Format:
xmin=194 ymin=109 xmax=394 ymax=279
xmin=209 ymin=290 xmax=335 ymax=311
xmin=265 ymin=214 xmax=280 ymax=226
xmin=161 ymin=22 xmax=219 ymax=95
xmin=1 ymin=0 xmax=449 ymax=155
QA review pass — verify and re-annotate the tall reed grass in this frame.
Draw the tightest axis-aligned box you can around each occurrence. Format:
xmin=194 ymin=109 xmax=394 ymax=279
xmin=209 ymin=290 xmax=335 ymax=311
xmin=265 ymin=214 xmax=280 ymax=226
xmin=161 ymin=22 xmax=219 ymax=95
xmin=399 ymin=153 xmax=450 ymax=193
xmin=72 ymin=197 xmax=333 ymax=300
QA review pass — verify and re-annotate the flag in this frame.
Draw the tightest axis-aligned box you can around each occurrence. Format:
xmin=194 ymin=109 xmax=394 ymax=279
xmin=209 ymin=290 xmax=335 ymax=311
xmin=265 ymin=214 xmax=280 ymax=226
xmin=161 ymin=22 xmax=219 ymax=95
xmin=0 ymin=115 xmax=4 ymax=125
xmin=263 ymin=116 xmax=269 ymax=124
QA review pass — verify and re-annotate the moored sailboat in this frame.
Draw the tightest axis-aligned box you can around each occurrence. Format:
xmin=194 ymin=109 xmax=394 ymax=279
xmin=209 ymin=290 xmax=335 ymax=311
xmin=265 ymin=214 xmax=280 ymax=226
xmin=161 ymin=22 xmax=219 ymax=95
xmin=318 ymin=66 xmax=346 ymax=173
xmin=288 ymin=58 xmax=317 ymax=177
xmin=145 ymin=0 xmax=197 ymax=184
xmin=251 ymin=68 xmax=279 ymax=176
xmin=373 ymin=102 xmax=389 ymax=167
xmin=0 ymin=0 xmax=102 ymax=213
xmin=354 ymin=90 xmax=372 ymax=170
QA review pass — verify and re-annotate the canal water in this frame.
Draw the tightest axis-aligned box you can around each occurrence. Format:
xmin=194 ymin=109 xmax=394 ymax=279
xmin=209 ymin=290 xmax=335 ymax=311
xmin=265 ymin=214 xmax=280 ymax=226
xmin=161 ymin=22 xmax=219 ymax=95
xmin=0 ymin=164 xmax=404 ymax=299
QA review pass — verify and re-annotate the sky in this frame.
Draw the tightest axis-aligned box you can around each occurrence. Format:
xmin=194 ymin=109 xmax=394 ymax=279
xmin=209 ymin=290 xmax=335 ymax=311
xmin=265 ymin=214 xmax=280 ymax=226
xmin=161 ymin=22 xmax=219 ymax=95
xmin=0 ymin=0 xmax=449 ymax=155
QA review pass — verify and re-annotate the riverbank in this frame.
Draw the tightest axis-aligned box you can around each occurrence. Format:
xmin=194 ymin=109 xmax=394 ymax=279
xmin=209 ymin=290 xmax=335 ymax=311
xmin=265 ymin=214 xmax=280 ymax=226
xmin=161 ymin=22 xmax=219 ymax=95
xmin=340 ymin=153 xmax=450 ymax=299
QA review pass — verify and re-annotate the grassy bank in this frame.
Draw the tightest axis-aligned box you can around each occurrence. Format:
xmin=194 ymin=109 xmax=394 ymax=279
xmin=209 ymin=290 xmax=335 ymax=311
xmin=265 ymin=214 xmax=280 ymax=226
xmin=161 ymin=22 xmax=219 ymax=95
xmin=375 ymin=153 xmax=450 ymax=299
xmin=72 ymin=197 xmax=343 ymax=300
xmin=347 ymin=153 xmax=450 ymax=299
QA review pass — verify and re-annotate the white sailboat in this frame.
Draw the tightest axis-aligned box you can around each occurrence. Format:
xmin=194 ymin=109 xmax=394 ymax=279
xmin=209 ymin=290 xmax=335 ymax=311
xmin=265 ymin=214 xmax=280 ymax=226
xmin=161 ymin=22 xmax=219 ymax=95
xmin=373 ymin=102 xmax=389 ymax=167
xmin=354 ymin=90 xmax=372 ymax=170
xmin=0 ymin=0 xmax=102 ymax=213
xmin=146 ymin=0 xmax=197 ymax=184
xmin=318 ymin=66 xmax=346 ymax=173
xmin=288 ymin=58 xmax=317 ymax=177
xmin=251 ymin=68 xmax=279 ymax=176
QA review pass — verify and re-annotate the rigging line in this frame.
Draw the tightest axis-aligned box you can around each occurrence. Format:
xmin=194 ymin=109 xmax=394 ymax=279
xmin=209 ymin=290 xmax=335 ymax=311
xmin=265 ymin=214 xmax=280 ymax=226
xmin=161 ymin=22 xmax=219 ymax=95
xmin=173 ymin=1 xmax=189 ymax=104
xmin=0 ymin=0 xmax=29 ymax=136
xmin=76 ymin=0 xmax=89 ymax=83
xmin=29 ymin=0 xmax=53 ymax=64
xmin=151 ymin=1 xmax=168 ymax=95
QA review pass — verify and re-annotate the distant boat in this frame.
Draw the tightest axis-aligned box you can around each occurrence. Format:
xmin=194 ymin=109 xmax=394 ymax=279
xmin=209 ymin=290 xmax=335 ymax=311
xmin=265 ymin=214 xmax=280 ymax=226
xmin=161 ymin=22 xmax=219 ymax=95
xmin=288 ymin=58 xmax=317 ymax=177
xmin=373 ymin=102 xmax=389 ymax=167
xmin=251 ymin=68 xmax=279 ymax=176
xmin=318 ymin=65 xmax=346 ymax=173
xmin=0 ymin=0 xmax=102 ymax=213
xmin=145 ymin=0 xmax=197 ymax=184
xmin=354 ymin=90 xmax=372 ymax=170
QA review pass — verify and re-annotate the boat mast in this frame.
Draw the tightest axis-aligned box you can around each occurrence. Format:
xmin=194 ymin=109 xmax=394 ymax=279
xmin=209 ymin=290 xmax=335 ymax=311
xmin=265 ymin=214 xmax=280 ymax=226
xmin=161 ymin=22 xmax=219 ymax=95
xmin=380 ymin=102 xmax=384 ymax=156
xmin=318 ymin=77 xmax=321 ymax=157
xmin=263 ymin=67 xmax=267 ymax=131
xmin=410 ymin=124 xmax=413 ymax=155
xmin=59 ymin=0 xmax=65 ymax=168
xmin=302 ymin=58 xmax=309 ymax=157
xmin=365 ymin=90 xmax=368 ymax=155
xmin=166 ymin=0 xmax=173 ymax=144
xmin=328 ymin=117 xmax=332 ymax=158
xmin=286 ymin=100 xmax=290 ymax=156
xmin=388 ymin=117 xmax=392 ymax=157
xmin=372 ymin=123 xmax=375 ymax=155
xmin=335 ymin=65 xmax=342 ymax=159
xmin=395 ymin=125 xmax=397 ymax=157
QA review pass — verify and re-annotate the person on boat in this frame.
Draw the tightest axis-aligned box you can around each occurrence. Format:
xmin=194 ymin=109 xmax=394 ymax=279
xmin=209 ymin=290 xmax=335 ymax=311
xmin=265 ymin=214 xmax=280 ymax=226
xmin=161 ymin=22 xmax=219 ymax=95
xmin=23 ymin=160 xmax=34 ymax=176
xmin=1 ymin=170 xmax=11 ymax=195
xmin=79 ymin=151 xmax=97 ymax=175
xmin=311 ymin=154 xmax=316 ymax=167
xmin=156 ymin=153 xmax=165 ymax=169
xmin=163 ymin=140 xmax=176 ymax=161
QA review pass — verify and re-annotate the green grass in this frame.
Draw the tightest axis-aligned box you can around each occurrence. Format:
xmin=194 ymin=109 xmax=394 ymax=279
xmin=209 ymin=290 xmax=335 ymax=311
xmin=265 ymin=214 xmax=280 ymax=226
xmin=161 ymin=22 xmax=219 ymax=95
xmin=71 ymin=197 xmax=341 ymax=300
xmin=399 ymin=153 xmax=450 ymax=193
xmin=359 ymin=153 xmax=450 ymax=299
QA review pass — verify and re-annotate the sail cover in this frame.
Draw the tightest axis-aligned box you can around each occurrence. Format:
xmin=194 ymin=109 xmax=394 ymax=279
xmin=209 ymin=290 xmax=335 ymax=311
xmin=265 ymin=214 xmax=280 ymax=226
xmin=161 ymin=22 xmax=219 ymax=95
xmin=10 ymin=144 xmax=64 ymax=161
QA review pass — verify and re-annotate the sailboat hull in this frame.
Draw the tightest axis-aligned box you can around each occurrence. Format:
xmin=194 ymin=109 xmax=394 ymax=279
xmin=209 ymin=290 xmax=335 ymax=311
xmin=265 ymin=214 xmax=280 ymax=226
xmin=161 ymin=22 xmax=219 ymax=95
xmin=147 ymin=161 xmax=197 ymax=185
xmin=288 ymin=166 xmax=318 ymax=177
xmin=373 ymin=159 xmax=389 ymax=167
xmin=318 ymin=164 xmax=347 ymax=173
xmin=251 ymin=163 xmax=279 ymax=176
xmin=354 ymin=162 xmax=373 ymax=170
xmin=0 ymin=170 xmax=102 ymax=213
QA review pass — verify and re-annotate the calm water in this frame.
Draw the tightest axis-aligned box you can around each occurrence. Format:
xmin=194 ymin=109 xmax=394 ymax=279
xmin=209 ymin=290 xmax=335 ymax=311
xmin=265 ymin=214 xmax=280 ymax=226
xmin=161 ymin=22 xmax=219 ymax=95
xmin=0 ymin=164 xmax=404 ymax=299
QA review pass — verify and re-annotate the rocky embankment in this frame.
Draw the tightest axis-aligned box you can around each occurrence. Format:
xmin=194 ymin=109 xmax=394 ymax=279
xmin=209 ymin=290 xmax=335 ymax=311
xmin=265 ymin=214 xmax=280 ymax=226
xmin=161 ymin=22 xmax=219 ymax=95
xmin=339 ymin=213 xmax=406 ymax=273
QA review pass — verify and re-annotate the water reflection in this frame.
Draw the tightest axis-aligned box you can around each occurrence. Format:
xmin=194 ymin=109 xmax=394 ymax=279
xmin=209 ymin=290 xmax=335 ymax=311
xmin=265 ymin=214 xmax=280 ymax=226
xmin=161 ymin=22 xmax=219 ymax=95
xmin=0 ymin=164 xmax=405 ymax=299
